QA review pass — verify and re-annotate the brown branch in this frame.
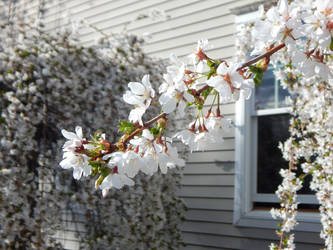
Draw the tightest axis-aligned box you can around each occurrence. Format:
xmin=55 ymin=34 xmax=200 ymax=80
xmin=236 ymin=43 xmax=286 ymax=71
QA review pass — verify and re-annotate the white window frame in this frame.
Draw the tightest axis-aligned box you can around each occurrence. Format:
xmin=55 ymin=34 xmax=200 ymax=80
xmin=233 ymin=10 xmax=320 ymax=232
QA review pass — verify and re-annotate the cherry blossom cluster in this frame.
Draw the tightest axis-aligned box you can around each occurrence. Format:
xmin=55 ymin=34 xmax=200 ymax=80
xmin=236 ymin=0 xmax=333 ymax=249
xmin=60 ymin=36 xmax=260 ymax=197
xmin=61 ymin=124 xmax=185 ymax=197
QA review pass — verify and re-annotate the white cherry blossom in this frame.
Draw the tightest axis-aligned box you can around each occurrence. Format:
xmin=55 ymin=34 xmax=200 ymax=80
xmin=123 ymin=74 xmax=155 ymax=109
xmin=188 ymin=39 xmax=211 ymax=73
xmin=60 ymin=151 xmax=91 ymax=180
xmin=123 ymin=74 xmax=155 ymax=125
xmin=100 ymin=172 xmax=134 ymax=193
xmin=61 ymin=126 xmax=85 ymax=152
xmin=159 ymin=85 xmax=194 ymax=116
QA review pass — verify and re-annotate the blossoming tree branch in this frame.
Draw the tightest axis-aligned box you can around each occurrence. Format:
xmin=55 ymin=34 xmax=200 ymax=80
xmin=60 ymin=0 xmax=333 ymax=249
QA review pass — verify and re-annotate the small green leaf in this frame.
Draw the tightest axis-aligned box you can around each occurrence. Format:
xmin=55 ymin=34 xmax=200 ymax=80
xmin=201 ymin=87 xmax=213 ymax=100
xmin=119 ymin=120 xmax=136 ymax=134
xmin=89 ymin=160 xmax=103 ymax=168
xmin=249 ymin=65 xmax=264 ymax=87
xmin=196 ymin=103 xmax=203 ymax=111
xmin=150 ymin=127 xmax=160 ymax=136
xmin=20 ymin=50 xmax=30 ymax=58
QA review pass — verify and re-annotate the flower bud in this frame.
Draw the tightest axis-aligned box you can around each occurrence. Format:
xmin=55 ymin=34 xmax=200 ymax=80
xmin=157 ymin=117 xmax=168 ymax=129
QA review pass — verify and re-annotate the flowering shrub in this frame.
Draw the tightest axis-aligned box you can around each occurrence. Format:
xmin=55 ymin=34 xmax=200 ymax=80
xmin=58 ymin=0 xmax=332 ymax=249
xmin=0 ymin=20 xmax=184 ymax=249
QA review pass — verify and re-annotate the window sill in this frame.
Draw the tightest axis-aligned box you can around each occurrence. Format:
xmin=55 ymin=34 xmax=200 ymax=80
xmin=234 ymin=209 xmax=321 ymax=232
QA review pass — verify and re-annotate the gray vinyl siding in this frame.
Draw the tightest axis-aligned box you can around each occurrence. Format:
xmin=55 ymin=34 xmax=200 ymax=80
xmin=15 ymin=0 xmax=324 ymax=249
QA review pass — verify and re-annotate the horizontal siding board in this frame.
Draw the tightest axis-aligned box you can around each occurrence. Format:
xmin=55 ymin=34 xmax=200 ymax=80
xmin=187 ymin=150 xmax=234 ymax=163
xmin=141 ymin=25 xmax=235 ymax=54
xmin=184 ymin=209 xmax=234 ymax=223
xmin=178 ymin=186 xmax=234 ymax=198
xmin=81 ymin=0 xmax=202 ymax=34
xmin=181 ymin=174 xmax=234 ymax=186
xmin=182 ymin=232 xmax=275 ymax=249
xmin=174 ymin=138 xmax=235 ymax=152
xmin=183 ymin=198 xmax=234 ymax=211
xmin=204 ymin=44 xmax=236 ymax=60
xmin=182 ymin=162 xmax=234 ymax=174
xmin=181 ymin=221 xmax=323 ymax=244
xmin=59 ymin=0 xmax=171 ymax=35
xmin=126 ymin=0 xmax=261 ymax=38
xmin=79 ymin=0 xmax=169 ymax=24
xmin=148 ymin=42 xmax=234 ymax=59
xmin=78 ymin=0 xmax=239 ymax=41
xmin=43 ymin=0 xmax=139 ymax=21
xmin=181 ymin=245 xmax=228 ymax=250
xmin=142 ymin=15 xmax=235 ymax=46
xmin=128 ymin=0 xmax=223 ymax=32
xmin=182 ymin=232 xmax=321 ymax=250
xmin=44 ymin=0 xmax=159 ymax=32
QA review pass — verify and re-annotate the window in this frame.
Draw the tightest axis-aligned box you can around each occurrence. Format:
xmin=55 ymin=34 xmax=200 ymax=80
xmin=233 ymin=11 xmax=320 ymax=232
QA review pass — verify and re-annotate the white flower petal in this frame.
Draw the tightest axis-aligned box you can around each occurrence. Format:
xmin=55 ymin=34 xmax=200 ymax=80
xmin=75 ymin=126 xmax=83 ymax=139
xmin=61 ymin=129 xmax=79 ymax=140
xmin=142 ymin=129 xmax=154 ymax=140
xmin=128 ymin=82 xmax=145 ymax=95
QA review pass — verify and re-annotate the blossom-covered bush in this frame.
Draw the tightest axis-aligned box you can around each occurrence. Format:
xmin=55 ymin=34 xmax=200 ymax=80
xmin=0 ymin=20 xmax=184 ymax=249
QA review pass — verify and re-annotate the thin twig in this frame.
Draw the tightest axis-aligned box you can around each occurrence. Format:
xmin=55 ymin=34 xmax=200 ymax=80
xmin=236 ymin=43 xmax=286 ymax=71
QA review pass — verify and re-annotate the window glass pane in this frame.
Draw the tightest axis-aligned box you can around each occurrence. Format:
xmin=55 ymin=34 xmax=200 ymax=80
xmin=257 ymin=114 xmax=290 ymax=193
xmin=255 ymin=68 xmax=291 ymax=110
xmin=256 ymin=114 xmax=316 ymax=195
xmin=278 ymin=83 xmax=290 ymax=108
xmin=253 ymin=202 xmax=319 ymax=210
xmin=255 ymin=68 xmax=275 ymax=110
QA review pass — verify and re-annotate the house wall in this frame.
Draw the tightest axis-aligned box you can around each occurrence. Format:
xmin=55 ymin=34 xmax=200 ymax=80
xmin=12 ymin=0 xmax=324 ymax=249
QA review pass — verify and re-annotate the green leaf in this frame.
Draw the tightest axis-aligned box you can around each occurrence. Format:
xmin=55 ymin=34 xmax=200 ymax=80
xmin=249 ymin=65 xmax=264 ymax=87
xmin=20 ymin=50 xmax=31 ymax=58
xmin=330 ymin=36 xmax=333 ymax=51
xmin=206 ymin=59 xmax=214 ymax=67
xmin=119 ymin=120 xmax=136 ymax=134
xmin=201 ymin=87 xmax=213 ymax=100
xmin=206 ymin=67 xmax=216 ymax=80
xmin=150 ymin=127 xmax=160 ymax=136
xmin=89 ymin=160 xmax=103 ymax=168
xmin=196 ymin=103 xmax=203 ymax=111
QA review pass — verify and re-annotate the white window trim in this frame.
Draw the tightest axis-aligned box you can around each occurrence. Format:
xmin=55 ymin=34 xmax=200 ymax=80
xmin=233 ymin=10 xmax=320 ymax=233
